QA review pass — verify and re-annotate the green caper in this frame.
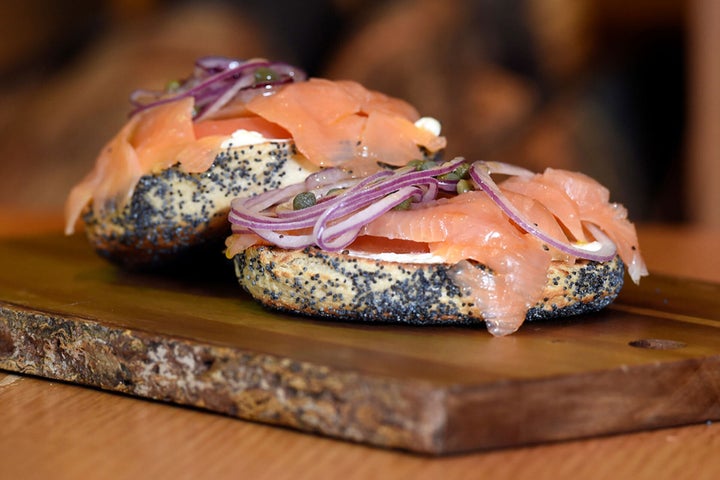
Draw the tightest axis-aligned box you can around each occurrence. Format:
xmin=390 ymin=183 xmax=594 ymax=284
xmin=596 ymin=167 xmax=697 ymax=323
xmin=407 ymin=159 xmax=424 ymax=170
xmin=407 ymin=159 xmax=437 ymax=171
xmin=440 ymin=162 xmax=471 ymax=181
xmin=456 ymin=179 xmax=473 ymax=194
xmin=293 ymin=191 xmax=317 ymax=210
xmin=419 ymin=160 xmax=438 ymax=170
xmin=254 ymin=67 xmax=279 ymax=84
xmin=165 ymin=79 xmax=181 ymax=93
xmin=453 ymin=162 xmax=471 ymax=179
xmin=438 ymin=171 xmax=460 ymax=181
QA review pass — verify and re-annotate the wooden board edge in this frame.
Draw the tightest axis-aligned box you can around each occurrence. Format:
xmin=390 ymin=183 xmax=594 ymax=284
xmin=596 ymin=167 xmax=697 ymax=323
xmin=0 ymin=302 xmax=449 ymax=454
xmin=440 ymin=356 xmax=720 ymax=453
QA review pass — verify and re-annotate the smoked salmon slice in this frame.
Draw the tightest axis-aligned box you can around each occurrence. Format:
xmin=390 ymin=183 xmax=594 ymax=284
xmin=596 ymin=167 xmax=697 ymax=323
xmin=65 ymin=74 xmax=445 ymax=235
xmin=245 ymin=78 xmax=447 ymax=175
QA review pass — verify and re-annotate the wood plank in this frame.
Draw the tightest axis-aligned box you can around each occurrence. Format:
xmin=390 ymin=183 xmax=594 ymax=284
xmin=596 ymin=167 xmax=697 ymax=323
xmin=1 ymin=234 xmax=719 ymax=454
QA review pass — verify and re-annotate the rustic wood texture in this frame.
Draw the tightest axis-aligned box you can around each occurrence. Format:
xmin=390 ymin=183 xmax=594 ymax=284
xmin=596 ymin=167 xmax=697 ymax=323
xmin=1 ymin=232 xmax=719 ymax=455
xmin=2 ymin=370 xmax=717 ymax=480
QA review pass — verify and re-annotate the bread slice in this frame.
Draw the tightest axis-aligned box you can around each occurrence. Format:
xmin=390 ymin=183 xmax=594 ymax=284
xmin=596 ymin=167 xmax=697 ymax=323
xmin=81 ymin=141 xmax=314 ymax=269
xmin=233 ymin=245 xmax=625 ymax=326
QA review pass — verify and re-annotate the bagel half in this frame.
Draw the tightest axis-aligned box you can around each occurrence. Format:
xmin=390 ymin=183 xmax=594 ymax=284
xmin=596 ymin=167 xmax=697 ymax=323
xmin=82 ymin=141 xmax=314 ymax=269
xmin=233 ymin=245 xmax=625 ymax=327
xmin=65 ymin=58 xmax=449 ymax=270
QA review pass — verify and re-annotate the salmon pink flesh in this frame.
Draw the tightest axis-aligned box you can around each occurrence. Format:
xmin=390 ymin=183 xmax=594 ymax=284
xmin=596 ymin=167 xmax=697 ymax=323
xmin=469 ymin=162 xmax=619 ymax=265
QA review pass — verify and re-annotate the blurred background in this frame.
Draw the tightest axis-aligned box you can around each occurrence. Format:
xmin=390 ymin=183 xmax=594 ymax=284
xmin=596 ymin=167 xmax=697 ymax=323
xmin=0 ymin=0 xmax=716 ymax=226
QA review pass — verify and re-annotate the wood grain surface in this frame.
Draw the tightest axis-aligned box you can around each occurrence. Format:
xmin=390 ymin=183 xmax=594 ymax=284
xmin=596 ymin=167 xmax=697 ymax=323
xmin=1 ymin=233 xmax=719 ymax=455
xmin=0 ymin=369 xmax=718 ymax=480
xmin=1 ymin=215 xmax=720 ymax=478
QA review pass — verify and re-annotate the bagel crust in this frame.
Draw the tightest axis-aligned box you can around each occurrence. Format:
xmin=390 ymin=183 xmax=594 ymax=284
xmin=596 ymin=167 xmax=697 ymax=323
xmin=233 ymin=245 xmax=625 ymax=326
xmin=81 ymin=141 xmax=314 ymax=269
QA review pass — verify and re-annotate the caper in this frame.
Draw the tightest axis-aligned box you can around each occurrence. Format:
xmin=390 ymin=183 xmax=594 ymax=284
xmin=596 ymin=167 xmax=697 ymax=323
xmin=438 ymin=171 xmax=460 ymax=181
xmin=408 ymin=159 xmax=438 ymax=171
xmin=407 ymin=159 xmax=424 ymax=170
xmin=453 ymin=162 xmax=471 ymax=179
xmin=293 ymin=191 xmax=317 ymax=210
xmin=423 ymin=160 xmax=440 ymax=170
xmin=440 ymin=163 xmax=471 ymax=181
xmin=456 ymin=179 xmax=473 ymax=194
xmin=165 ymin=79 xmax=181 ymax=93
xmin=254 ymin=67 xmax=279 ymax=84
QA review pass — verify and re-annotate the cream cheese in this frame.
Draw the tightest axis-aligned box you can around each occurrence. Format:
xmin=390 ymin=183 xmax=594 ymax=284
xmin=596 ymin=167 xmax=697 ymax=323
xmin=346 ymin=250 xmax=445 ymax=264
xmin=220 ymin=129 xmax=290 ymax=149
xmin=414 ymin=117 xmax=442 ymax=136
xmin=573 ymin=241 xmax=604 ymax=252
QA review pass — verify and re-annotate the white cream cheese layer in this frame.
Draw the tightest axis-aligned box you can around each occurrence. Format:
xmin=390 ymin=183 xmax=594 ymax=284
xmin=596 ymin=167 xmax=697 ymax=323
xmin=414 ymin=117 xmax=442 ymax=136
xmin=345 ymin=250 xmax=446 ymax=264
xmin=220 ymin=129 xmax=290 ymax=149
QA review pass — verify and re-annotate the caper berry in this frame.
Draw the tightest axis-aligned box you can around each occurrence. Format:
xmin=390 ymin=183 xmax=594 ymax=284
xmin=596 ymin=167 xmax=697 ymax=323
xmin=407 ymin=159 xmax=438 ymax=171
xmin=165 ymin=79 xmax=181 ymax=93
xmin=254 ymin=67 xmax=279 ymax=84
xmin=438 ymin=171 xmax=460 ymax=181
xmin=293 ymin=191 xmax=317 ymax=210
xmin=453 ymin=162 xmax=471 ymax=179
xmin=456 ymin=179 xmax=473 ymax=194
xmin=423 ymin=160 xmax=439 ymax=170
xmin=407 ymin=159 xmax=424 ymax=170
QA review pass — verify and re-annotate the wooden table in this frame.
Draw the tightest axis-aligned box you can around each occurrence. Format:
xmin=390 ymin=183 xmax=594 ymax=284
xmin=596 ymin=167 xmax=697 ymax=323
xmin=1 ymin=208 xmax=719 ymax=480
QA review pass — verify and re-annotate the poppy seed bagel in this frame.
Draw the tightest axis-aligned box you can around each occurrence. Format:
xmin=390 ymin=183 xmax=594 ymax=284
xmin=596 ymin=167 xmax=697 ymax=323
xmin=81 ymin=141 xmax=314 ymax=270
xmin=232 ymin=245 xmax=625 ymax=327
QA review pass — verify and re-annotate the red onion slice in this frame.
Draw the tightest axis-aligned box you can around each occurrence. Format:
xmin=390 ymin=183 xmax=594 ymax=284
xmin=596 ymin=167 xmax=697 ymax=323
xmin=194 ymin=74 xmax=256 ymax=121
xmin=228 ymin=158 xmax=468 ymax=251
xmin=229 ymin=158 xmax=619 ymax=263
xmin=481 ymin=161 xmax=535 ymax=178
xmin=128 ymin=57 xmax=306 ymax=119
xmin=469 ymin=162 xmax=617 ymax=262
xmin=314 ymin=186 xmax=424 ymax=250
xmin=304 ymin=168 xmax=352 ymax=190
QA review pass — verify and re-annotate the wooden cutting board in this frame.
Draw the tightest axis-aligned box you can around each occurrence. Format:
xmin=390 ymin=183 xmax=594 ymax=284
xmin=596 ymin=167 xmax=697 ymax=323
xmin=1 ymin=234 xmax=719 ymax=454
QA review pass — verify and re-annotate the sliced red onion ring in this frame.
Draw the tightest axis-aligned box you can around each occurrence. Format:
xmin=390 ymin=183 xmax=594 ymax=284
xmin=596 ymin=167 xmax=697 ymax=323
xmin=195 ymin=74 xmax=256 ymax=121
xmin=128 ymin=57 xmax=306 ymax=119
xmin=304 ymin=168 xmax=351 ymax=190
xmin=481 ymin=161 xmax=535 ymax=178
xmin=229 ymin=158 xmax=618 ymax=263
xmin=469 ymin=162 xmax=617 ymax=262
xmin=314 ymin=186 xmax=424 ymax=250
xmin=228 ymin=158 xmax=468 ymax=251
xmin=243 ymin=182 xmax=308 ymax=211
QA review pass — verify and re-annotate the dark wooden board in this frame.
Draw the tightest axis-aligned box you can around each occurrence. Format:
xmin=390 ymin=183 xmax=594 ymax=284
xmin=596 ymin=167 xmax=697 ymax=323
xmin=1 ymin=234 xmax=719 ymax=454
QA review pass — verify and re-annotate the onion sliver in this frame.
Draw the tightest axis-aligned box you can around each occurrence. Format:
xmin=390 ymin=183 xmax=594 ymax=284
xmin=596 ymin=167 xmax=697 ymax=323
xmin=229 ymin=158 xmax=467 ymax=251
xmin=129 ymin=57 xmax=306 ymax=119
xmin=229 ymin=158 xmax=619 ymax=262
xmin=469 ymin=162 xmax=617 ymax=262
xmin=314 ymin=186 xmax=424 ymax=250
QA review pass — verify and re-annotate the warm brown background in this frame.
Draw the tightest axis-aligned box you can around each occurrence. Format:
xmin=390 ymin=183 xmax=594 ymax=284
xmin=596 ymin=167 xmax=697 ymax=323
xmin=0 ymin=0 xmax=715 ymax=226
